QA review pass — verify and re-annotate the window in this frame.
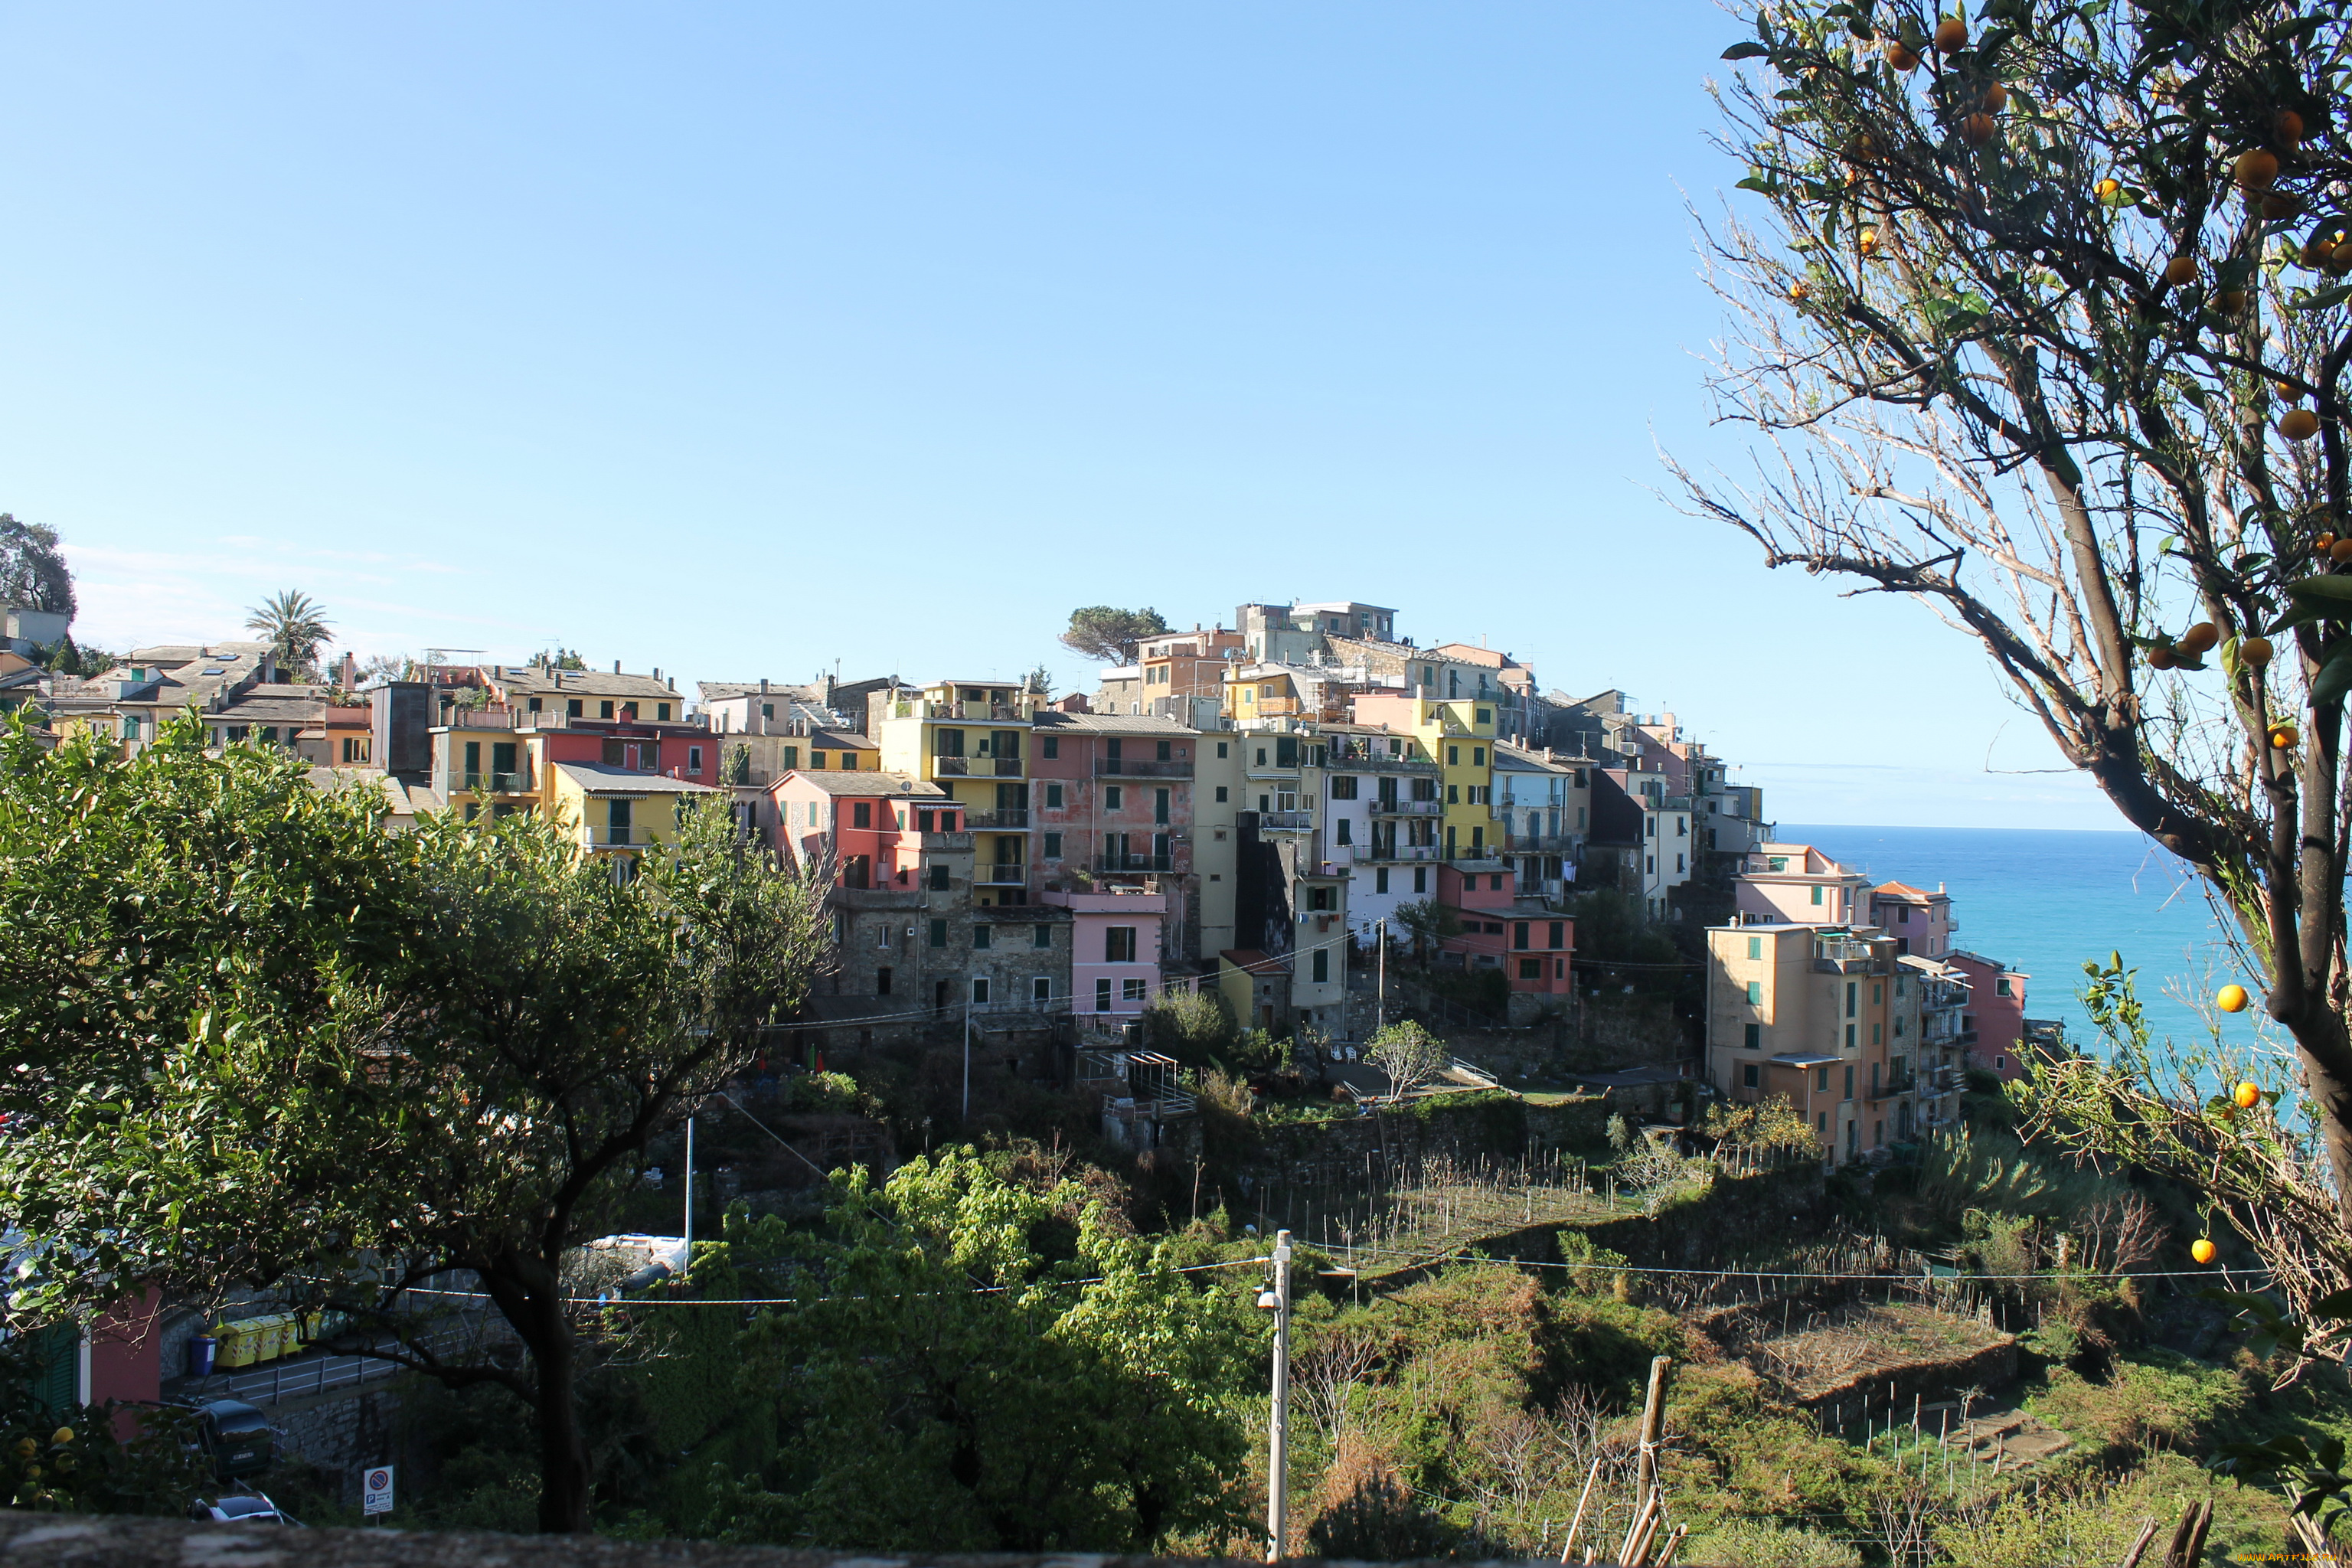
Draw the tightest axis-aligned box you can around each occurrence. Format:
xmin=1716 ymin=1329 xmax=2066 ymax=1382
xmin=972 ymin=977 xmax=990 ymax=1004
xmin=600 ymin=701 xmax=615 ymax=719
xmin=1514 ymin=922 xmax=1530 ymax=950
xmin=972 ymin=924 xmax=992 ymax=950
xmin=1312 ymin=948 xmax=1329 ymax=983
xmin=1158 ymin=740 xmax=1172 ymax=761
xmin=658 ymin=703 xmax=671 ymax=721
xmin=1742 ymin=1061 xmax=1760 ymax=1088
xmin=1873 ymin=983 xmax=1883 ymax=1004
xmin=1106 ymin=926 xmax=1138 ymax=962
xmin=1413 ymin=867 xmax=1428 ymax=893
xmin=1041 ymin=736 xmax=1058 ymax=758
xmin=687 ymin=744 xmax=702 ymax=773
xmin=1217 ymin=741 xmax=1228 ymax=757
xmin=1331 ymin=775 xmax=1359 ymax=799
xmin=1746 ymin=936 xmax=1762 ymax=960
xmin=1375 ymin=867 xmax=1390 ymax=893
xmin=1044 ymin=831 xmax=1063 ymax=858
xmin=1476 ymin=708 xmax=1491 ymax=724
xmin=1448 ymin=785 xmax=1459 ymax=804
xmin=1845 ymin=982 xmax=1857 ymax=1018
xmin=782 ymin=746 xmax=798 ymax=769
xmin=1490 ymin=874 xmax=1504 ymax=890
xmin=761 ymin=703 xmax=774 ymax=720
xmin=1045 ymin=782 xmax=1064 ymax=808
xmin=1123 ymin=977 xmax=1148 ymax=1001
xmin=1549 ymin=921 xmax=1566 ymax=949
xmin=1448 ymin=745 xmax=1459 ymax=766
xmin=1845 ymin=1023 xmax=1856 ymax=1049
xmin=568 ymin=699 xmax=585 ymax=717
xmin=1155 ymin=788 xmax=1170 ymax=824
xmin=1336 ymin=818 xmax=1353 ymax=844
xmin=1517 ymin=958 xmax=1540 ymax=979
xmin=929 ymin=918 xmax=947 ymax=948
xmin=1816 ymin=1067 xmax=1829 ymax=1090
xmin=1746 ymin=981 xmax=1762 ymax=1004
xmin=1811 ymin=884 xmax=1824 ymax=906
xmin=1995 ymin=975 xmax=2013 ymax=996
xmin=1744 ymin=1023 xmax=1761 ymax=1050
xmin=1898 ymin=906 xmax=1912 ymax=924
xmin=1215 ymin=786 xmax=1228 ymax=802
xmin=876 ymin=966 xmax=892 ymax=995
xmin=1033 ymin=923 xmax=1052 ymax=949
xmin=1096 ymin=978 xmax=1113 ymax=1011
xmin=1106 ymin=785 xmax=1123 ymax=810
xmin=528 ymin=697 xmax=542 ymax=714
xmin=1996 ymin=1054 xmax=2010 ymax=1071
xmin=929 ymin=864 xmax=949 ymax=890
xmin=812 ymin=752 xmax=828 ymax=769
xmin=1873 ymin=1024 xmax=1883 ymax=1046
xmin=853 ymin=801 xmax=872 ymax=828
xmin=1472 ymin=746 xmax=1485 ymax=766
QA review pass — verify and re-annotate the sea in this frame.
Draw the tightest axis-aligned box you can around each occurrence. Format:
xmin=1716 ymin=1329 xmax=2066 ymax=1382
xmin=1776 ymin=823 xmax=2243 ymax=1054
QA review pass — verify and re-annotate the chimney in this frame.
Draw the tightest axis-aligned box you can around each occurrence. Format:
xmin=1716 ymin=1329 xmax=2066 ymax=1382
xmin=760 ymin=678 xmax=769 ymax=694
xmin=339 ymin=650 xmax=356 ymax=689
xmin=668 ymin=675 xmax=676 ymax=692
xmin=653 ymin=667 xmax=661 ymax=681
xmin=613 ymin=659 xmax=622 ymax=674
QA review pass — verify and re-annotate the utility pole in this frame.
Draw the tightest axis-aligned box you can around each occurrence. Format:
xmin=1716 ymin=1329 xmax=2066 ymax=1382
xmin=962 ymin=993 xmax=973 ymax=1120
xmin=1375 ymin=918 xmax=1387 ymax=1034
xmin=681 ymin=1109 xmax=695 ymax=1264
xmin=1266 ymin=1228 xmax=1293 ymax=1563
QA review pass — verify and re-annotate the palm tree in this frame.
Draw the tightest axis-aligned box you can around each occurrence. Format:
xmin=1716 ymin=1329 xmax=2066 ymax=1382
xmin=244 ymin=590 xmax=333 ymax=679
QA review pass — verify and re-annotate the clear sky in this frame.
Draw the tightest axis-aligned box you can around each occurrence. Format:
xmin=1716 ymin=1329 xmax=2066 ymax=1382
xmin=0 ymin=2 xmax=2119 ymax=829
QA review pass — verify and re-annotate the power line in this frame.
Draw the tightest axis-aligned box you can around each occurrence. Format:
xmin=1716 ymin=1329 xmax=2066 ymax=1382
xmin=379 ymin=1253 xmax=1272 ymax=1309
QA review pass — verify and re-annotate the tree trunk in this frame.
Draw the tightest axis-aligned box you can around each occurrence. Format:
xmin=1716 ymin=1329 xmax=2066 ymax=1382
xmin=482 ymin=1251 xmax=595 ymax=1533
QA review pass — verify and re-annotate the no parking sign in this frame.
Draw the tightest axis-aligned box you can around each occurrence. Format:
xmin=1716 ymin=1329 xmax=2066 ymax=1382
xmin=362 ymin=1465 xmax=394 ymax=1516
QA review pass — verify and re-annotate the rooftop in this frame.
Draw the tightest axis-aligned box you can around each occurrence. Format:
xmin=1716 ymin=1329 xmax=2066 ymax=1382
xmin=553 ymin=763 xmax=720 ymax=795
xmin=775 ymin=770 xmax=947 ymax=799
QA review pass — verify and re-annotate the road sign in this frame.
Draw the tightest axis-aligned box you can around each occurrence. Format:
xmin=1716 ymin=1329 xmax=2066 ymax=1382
xmin=361 ymin=1465 xmax=394 ymax=1516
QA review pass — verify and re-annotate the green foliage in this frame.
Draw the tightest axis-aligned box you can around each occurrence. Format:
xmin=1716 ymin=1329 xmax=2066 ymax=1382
xmin=0 ymin=1340 xmax=206 ymax=1515
xmin=1058 ymin=606 xmax=1168 ymax=664
xmin=1933 ymin=1452 xmax=2287 ymax=1567
xmin=0 ymin=514 xmax=74 ymax=619
xmin=1684 ymin=1518 xmax=1861 ymax=1568
xmin=1553 ymin=1230 xmax=1632 ymax=1295
xmin=1389 ymin=897 xmax=1460 ymax=964
xmin=713 ymin=1152 xmax=1253 ymax=1550
xmin=1703 ymin=1096 xmax=1821 ymax=1155
xmin=723 ymin=743 xmax=750 ymax=786
xmin=2027 ymin=1348 xmax=2250 ymax=1457
xmin=1139 ymin=986 xmax=1237 ymax=1067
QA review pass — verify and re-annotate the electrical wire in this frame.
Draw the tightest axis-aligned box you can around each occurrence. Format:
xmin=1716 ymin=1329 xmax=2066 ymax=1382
xmin=379 ymin=1253 xmax=1272 ymax=1308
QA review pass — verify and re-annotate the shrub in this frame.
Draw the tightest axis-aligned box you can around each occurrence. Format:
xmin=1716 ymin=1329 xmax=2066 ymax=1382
xmin=1684 ymin=1518 xmax=1861 ymax=1568
xmin=1138 ymin=988 xmax=1236 ymax=1066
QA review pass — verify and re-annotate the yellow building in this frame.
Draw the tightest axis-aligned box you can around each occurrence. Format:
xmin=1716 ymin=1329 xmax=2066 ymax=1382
xmin=549 ymin=762 xmax=720 ymax=860
xmin=873 ymin=679 xmax=1044 ymax=904
xmin=1352 ymin=694 xmax=1501 ymax=865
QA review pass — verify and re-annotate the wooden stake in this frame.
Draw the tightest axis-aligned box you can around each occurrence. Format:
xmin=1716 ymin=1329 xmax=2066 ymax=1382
xmin=1650 ymin=1521 xmax=1690 ymax=1567
xmin=2161 ymin=1498 xmax=2211 ymax=1568
xmin=1635 ymin=1356 xmax=1672 ymax=1501
xmin=1558 ymin=1456 xmax=1601 ymax=1564
xmin=2115 ymin=1516 xmax=2158 ymax=1568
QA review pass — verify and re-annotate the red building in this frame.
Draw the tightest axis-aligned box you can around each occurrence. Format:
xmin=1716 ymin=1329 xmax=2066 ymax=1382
xmin=1435 ymin=863 xmax=1574 ymax=997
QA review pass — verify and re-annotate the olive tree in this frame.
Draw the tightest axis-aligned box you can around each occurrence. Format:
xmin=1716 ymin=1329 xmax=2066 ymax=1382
xmin=1677 ymin=0 xmax=2352 ymax=1314
xmin=0 ymin=714 xmax=826 ymax=1530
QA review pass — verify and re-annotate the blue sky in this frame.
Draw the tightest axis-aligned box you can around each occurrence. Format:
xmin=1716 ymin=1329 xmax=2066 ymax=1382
xmin=0 ymin=2 xmax=2118 ymax=829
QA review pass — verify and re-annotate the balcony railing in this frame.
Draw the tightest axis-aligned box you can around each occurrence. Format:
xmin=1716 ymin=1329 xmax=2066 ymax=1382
xmin=582 ymin=828 xmax=637 ymax=848
xmin=966 ymin=808 xmax=1030 ymax=829
xmin=1502 ymin=831 xmax=1577 ymax=851
xmin=992 ymin=757 xmax=1024 ymax=776
xmin=1096 ymin=854 xmax=1173 ymax=874
xmin=1095 ymin=759 xmax=1193 ymax=778
xmin=1368 ymin=799 xmax=1442 ymax=816
xmin=1257 ymin=811 xmax=1313 ymax=831
xmin=1351 ymin=842 xmax=1436 ymax=863
xmin=978 ymin=864 xmax=1027 ymax=884
xmin=461 ymin=770 xmax=534 ymax=792
xmin=933 ymin=755 xmax=970 ymax=775
xmin=907 ymin=830 xmax=974 ymax=851
xmin=1814 ymin=936 xmax=1878 ymax=972
xmin=1325 ymin=750 xmax=1439 ymax=772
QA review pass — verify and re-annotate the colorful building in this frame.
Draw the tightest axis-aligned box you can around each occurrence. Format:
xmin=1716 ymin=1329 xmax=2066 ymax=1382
xmin=1045 ymin=887 xmax=1168 ymax=1018
xmin=1435 ymin=862 xmax=1574 ymax=999
xmin=548 ymin=763 xmax=720 ymax=858
xmin=872 ymin=678 xmax=1044 ymax=907
xmin=1951 ymin=949 xmax=2031 ymax=1079
xmin=1733 ymin=841 xmax=1873 ymax=926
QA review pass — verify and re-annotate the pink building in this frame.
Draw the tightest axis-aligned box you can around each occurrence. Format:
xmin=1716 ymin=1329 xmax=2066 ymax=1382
xmin=1046 ymin=887 xmax=1168 ymax=1018
xmin=767 ymin=770 xmax=958 ymax=889
xmin=1435 ymin=864 xmax=1575 ymax=997
xmin=1869 ymin=881 xmax=1955 ymax=959
xmin=1733 ymin=842 xmax=1872 ymax=926
xmin=1952 ymin=949 xmax=2030 ymax=1079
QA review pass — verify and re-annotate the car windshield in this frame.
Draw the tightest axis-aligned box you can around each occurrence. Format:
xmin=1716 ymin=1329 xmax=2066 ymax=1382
xmin=214 ymin=1498 xmax=275 ymax=1517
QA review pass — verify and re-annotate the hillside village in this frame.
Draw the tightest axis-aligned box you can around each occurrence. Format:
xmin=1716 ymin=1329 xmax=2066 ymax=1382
xmin=15 ymin=593 xmax=2314 ymax=1565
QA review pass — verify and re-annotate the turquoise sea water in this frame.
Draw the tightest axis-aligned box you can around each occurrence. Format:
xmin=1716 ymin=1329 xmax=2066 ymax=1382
xmin=1776 ymin=823 xmax=2244 ymax=1052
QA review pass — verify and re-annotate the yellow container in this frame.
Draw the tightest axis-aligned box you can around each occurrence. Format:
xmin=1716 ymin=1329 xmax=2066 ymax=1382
xmin=257 ymin=1313 xmax=293 ymax=1361
xmin=214 ymin=1319 xmax=259 ymax=1369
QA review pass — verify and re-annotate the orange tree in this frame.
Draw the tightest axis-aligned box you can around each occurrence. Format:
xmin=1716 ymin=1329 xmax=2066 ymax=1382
xmin=1677 ymin=0 xmax=2352 ymax=1302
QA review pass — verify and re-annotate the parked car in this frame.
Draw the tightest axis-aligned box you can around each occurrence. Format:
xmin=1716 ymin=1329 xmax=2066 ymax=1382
xmin=188 ymin=1492 xmax=300 ymax=1526
xmin=181 ymin=1398 xmax=275 ymax=1481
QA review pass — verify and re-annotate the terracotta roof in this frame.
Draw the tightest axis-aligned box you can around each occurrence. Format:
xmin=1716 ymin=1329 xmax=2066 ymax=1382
xmin=1875 ymin=880 xmax=1942 ymax=900
xmin=1031 ymin=710 xmax=1199 ymax=737
xmin=554 ymin=763 xmax=720 ymax=795
xmin=776 ymin=770 xmax=947 ymax=799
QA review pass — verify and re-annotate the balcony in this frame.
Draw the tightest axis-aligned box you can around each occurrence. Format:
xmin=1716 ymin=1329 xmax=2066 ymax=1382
xmin=907 ymin=830 xmax=974 ymax=851
xmin=1368 ymin=799 xmax=1443 ymax=816
xmin=1813 ymin=936 xmax=1878 ymax=972
xmin=1095 ymin=759 xmax=1193 ymax=778
xmin=461 ymin=770 xmax=534 ymax=793
xmin=933 ymin=755 xmax=971 ymax=776
xmin=1351 ymin=842 xmax=1436 ymax=864
xmin=580 ymin=828 xmax=637 ymax=848
xmin=1326 ymin=750 xmax=1439 ymax=773
xmin=1258 ymin=811 xmax=1313 ymax=831
xmin=1097 ymin=854 xmax=1173 ymax=874
xmin=977 ymin=864 xmax=1028 ymax=884
xmin=966 ymin=808 xmax=1031 ymax=830
xmin=991 ymin=756 xmax=1024 ymax=776
xmin=1446 ymin=851 xmax=1509 ymax=871
xmin=1503 ymin=831 xmax=1577 ymax=852
xmin=1865 ymin=1074 xmax=1918 ymax=1102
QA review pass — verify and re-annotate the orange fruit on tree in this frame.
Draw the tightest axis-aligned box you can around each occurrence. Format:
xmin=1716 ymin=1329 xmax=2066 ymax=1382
xmin=1788 ymin=279 xmax=1812 ymax=302
xmin=2241 ymin=635 xmax=2274 ymax=667
xmin=2148 ymin=643 xmax=2180 ymax=670
xmin=1886 ymin=40 xmax=1921 ymax=70
xmin=2278 ymin=109 xmax=2305 ymax=145
xmin=2217 ymin=983 xmax=2251 ymax=1013
xmin=1859 ymin=226 xmax=1883 ymax=256
xmin=2179 ymin=622 xmax=2219 ymax=654
xmin=2332 ymin=539 xmax=2352 ymax=562
xmin=2319 ymin=531 xmax=2337 ymax=549
xmin=2220 ymin=289 xmax=2249 ymax=312
xmin=2283 ymin=408 xmax=2322 ymax=440
xmin=1962 ymin=113 xmax=1998 ymax=145
xmin=2164 ymin=256 xmax=2199 ymax=286
xmin=2278 ymin=381 xmax=2305 ymax=403
xmin=2191 ymin=1237 xmax=2220 ymax=1264
xmin=1934 ymin=15 xmax=1968 ymax=51
xmin=2237 ymin=149 xmax=2282 ymax=191
xmin=2096 ymin=178 xmax=2122 ymax=201
xmin=2234 ymin=1080 xmax=2262 ymax=1107
xmin=2264 ymin=191 xmax=2305 ymax=220
xmin=1982 ymin=83 xmax=2008 ymax=112
xmin=2272 ymin=723 xmax=2301 ymax=749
